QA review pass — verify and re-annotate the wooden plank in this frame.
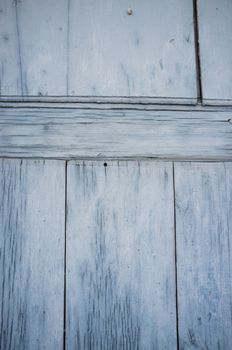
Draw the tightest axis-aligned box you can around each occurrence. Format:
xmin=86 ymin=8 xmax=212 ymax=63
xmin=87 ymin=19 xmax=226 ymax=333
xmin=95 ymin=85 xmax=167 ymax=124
xmin=0 ymin=0 xmax=21 ymax=95
xmin=0 ymin=95 xmax=197 ymax=104
xmin=66 ymin=160 xmax=177 ymax=349
xmin=0 ymin=107 xmax=232 ymax=160
xmin=0 ymin=0 xmax=67 ymax=96
xmin=0 ymin=159 xmax=65 ymax=349
xmin=198 ymin=0 xmax=232 ymax=105
xmin=0 ymin=101 xmax=229 ymax=110
xmin=0 ymin=0 xmax=197 ymax=103
xmin=175 ymin=162 xmax=232 ymax=349
xmin=67 ymin=0 xmax=197 ymax=102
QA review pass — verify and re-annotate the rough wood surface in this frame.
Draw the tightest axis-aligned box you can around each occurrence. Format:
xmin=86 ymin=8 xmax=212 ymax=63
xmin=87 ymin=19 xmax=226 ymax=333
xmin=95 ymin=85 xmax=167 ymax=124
xmin=0 ymin=0 xmax=197 ymax=103
xmin=0 ymin=102 xmax=229 ymax=110
xmin=175 ymin=162 xmax=232 ymax=349
xmin=66 ymin=160 xmax=177 ymax=349
xmin=0 ymin=108 xmax=232 ymax=160
xmin=0 ymin=159 xmax=65 ymax=350
xmin=0 ymin=0 xmax=21 ymax=95
xmin=198 ymin=0 xmax=232 ymax=105
xmin=67 ymin=0 xmax=197 ymax=101
xmin=0 ymin=0 xmax=67 ymax=96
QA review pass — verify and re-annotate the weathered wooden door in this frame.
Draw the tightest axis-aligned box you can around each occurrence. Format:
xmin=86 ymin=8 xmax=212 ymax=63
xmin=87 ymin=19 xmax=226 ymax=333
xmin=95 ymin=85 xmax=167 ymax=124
xmin=1 ymin=1 xmax=232 ymax=349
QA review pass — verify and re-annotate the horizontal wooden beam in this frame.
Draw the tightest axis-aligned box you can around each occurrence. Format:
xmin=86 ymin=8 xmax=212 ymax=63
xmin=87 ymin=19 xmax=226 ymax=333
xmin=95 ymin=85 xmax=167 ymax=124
xmin=1 ymin=102 xmax=232 ymax=111
xmin=0 ymin=107 xmax=232 ymax=160
xmin=0 ymin=96 xmax=197 ymax=105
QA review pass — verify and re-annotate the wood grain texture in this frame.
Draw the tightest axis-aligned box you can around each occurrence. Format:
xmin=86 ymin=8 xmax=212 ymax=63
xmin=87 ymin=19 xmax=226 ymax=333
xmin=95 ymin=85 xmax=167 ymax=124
xmin=0 ymin=159 xmax=65 ymax=350
xmin=175 ymin=162 xmax=232 ymax=349
xmin=68 ymin=0 xmax=197 ymax=101
xmin=198 ymin=0 xmax=232 ymax=105
xmin=0 ymin=0 xmax=21 ymax=95
xmin=0 ymin=101 xmax=228 ymax=110
xmin=0 ymin=107 xmax=232 ymax=160
xmin=0 ymin=0 xmax=68 ymax=96
xmin=66 ymin=160 xmax=177 ymax=349
xmin=0 ymin=0 xmax=197 ymax=102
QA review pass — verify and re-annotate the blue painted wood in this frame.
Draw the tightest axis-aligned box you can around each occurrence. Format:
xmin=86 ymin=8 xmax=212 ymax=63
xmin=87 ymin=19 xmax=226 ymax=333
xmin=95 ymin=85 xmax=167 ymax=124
xmin=0 ymin=0 xmax=197 ymax=103
xmin=66 ymin=160 xmax=177 ymax=349
xmin=0 ymin=159 xmax=65 ymax=350
xmin=0 ymin=0 xmax=68 ymax=96
xmin=175 ymin=162 xmax=232 ymax=349
xmin=1 ymin=158 xmax=232 ymax=349
xmin=68 ymin=0 xmax=197 ymax=101
xmin=199 ymin=0 xmax=232 ymax=105
xmin=1 ymin=107 xmax=232 ymax=160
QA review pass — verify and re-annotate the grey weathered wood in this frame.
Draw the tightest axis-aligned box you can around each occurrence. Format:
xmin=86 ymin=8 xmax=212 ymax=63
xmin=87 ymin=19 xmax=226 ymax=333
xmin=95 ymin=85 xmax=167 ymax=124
xmin=0 ymin=159 xmax=65 ymax=349
xmin=175 ymin=162 xmax=232 ymax=349
xmin=0 ymin=0 xmax=197 ymax=103
xmin=68 ymin=0 xmax=197 ymax=101
xmin=0 ymin=0 xmax=68 ymax=96
xmin=0 ymin=0 xmax=21 ymax=95
xmin=198 ymin=0 xmax=232 ymax=105
xmin=0 ymin=95 xmax=197 ymax=104
xmin=0 ymin=107 xmax=232 ymax=160
xmin=66 ymin=160 xmax=177 ymax=349
xmin=0 ymin=101 xmax=230 ymax=110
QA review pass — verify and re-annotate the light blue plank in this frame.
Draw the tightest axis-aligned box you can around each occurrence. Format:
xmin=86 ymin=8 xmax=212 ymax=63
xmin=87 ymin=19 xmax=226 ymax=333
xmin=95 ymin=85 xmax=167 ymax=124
xmin=0 ymin=0 xmax=21 ymax=95
xmin=0 ymin=159 xmax=65 ymax=350
xmin=0 ymin=0 xmax=68 ymax=96
xmin=175 ymin=162 xmax=232 ymax=349
xmin=199 ymin=0 xmax=232 ymax=105
xmin=68 ymin=0 xmax=197 ymax=101
xmin=66 ymin=160 xmax=177 ymax=349
xmin=0 ymin=0 xmax=197 ymax=102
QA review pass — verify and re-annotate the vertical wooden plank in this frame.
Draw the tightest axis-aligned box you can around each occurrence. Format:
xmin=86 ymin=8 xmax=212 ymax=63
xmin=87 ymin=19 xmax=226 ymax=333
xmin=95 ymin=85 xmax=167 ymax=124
xmin=68 ymin=0 xmax=196 ymax=100
xmin=66 ymin=160 xmax=177 ymax=349
xmin=0 ymin=0 xmax=67 ymax=96
xmin=0 ymin=0 xmax=22 ymax=95
xmin=198 ymin=0 xmax=232 ymax=105
xmin=175 ymin=162 xmax=232 ymax=349
xmin=0 ymin=159 xmax=65 ymax=349
xmin=1 ymin=0 xmax=196 ymax=101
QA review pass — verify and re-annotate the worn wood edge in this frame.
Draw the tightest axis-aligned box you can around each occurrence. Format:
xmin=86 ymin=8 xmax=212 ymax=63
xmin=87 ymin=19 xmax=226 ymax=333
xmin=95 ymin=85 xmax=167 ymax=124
xmin=2 ymin=102 xmax=232 ymax=112
xmin=0 ymin=107 xmax=231 ymax=160
xmin=0 ymin=158 xmax=66 ymax=166
xmin=0 ymin=95 xmax=197 ymax=105
xmin=174 ymin=161 xmax=232 ymax=168
xmin=1 ymin=157 xmax=231 ymax=164
xmin=1 ymin=105 xmax=232 ymax=115
xmin=67 ymin=160 xmax=173 ymax=167
xmin=202 ymin=98 xmax=232 ymax=107
xmin=67 ymin=160 xmax=231 ymax=166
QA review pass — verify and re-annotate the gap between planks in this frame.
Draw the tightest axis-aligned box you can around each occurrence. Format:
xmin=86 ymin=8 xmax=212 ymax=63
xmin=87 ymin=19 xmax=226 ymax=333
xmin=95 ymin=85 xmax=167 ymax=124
xmin=193 ymin=0 xmax=203 ymax=103
xmin=172 ymin=163 xmax=180 ymax=350
xmin=63 ymin=161 xmax=68 ymax=350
